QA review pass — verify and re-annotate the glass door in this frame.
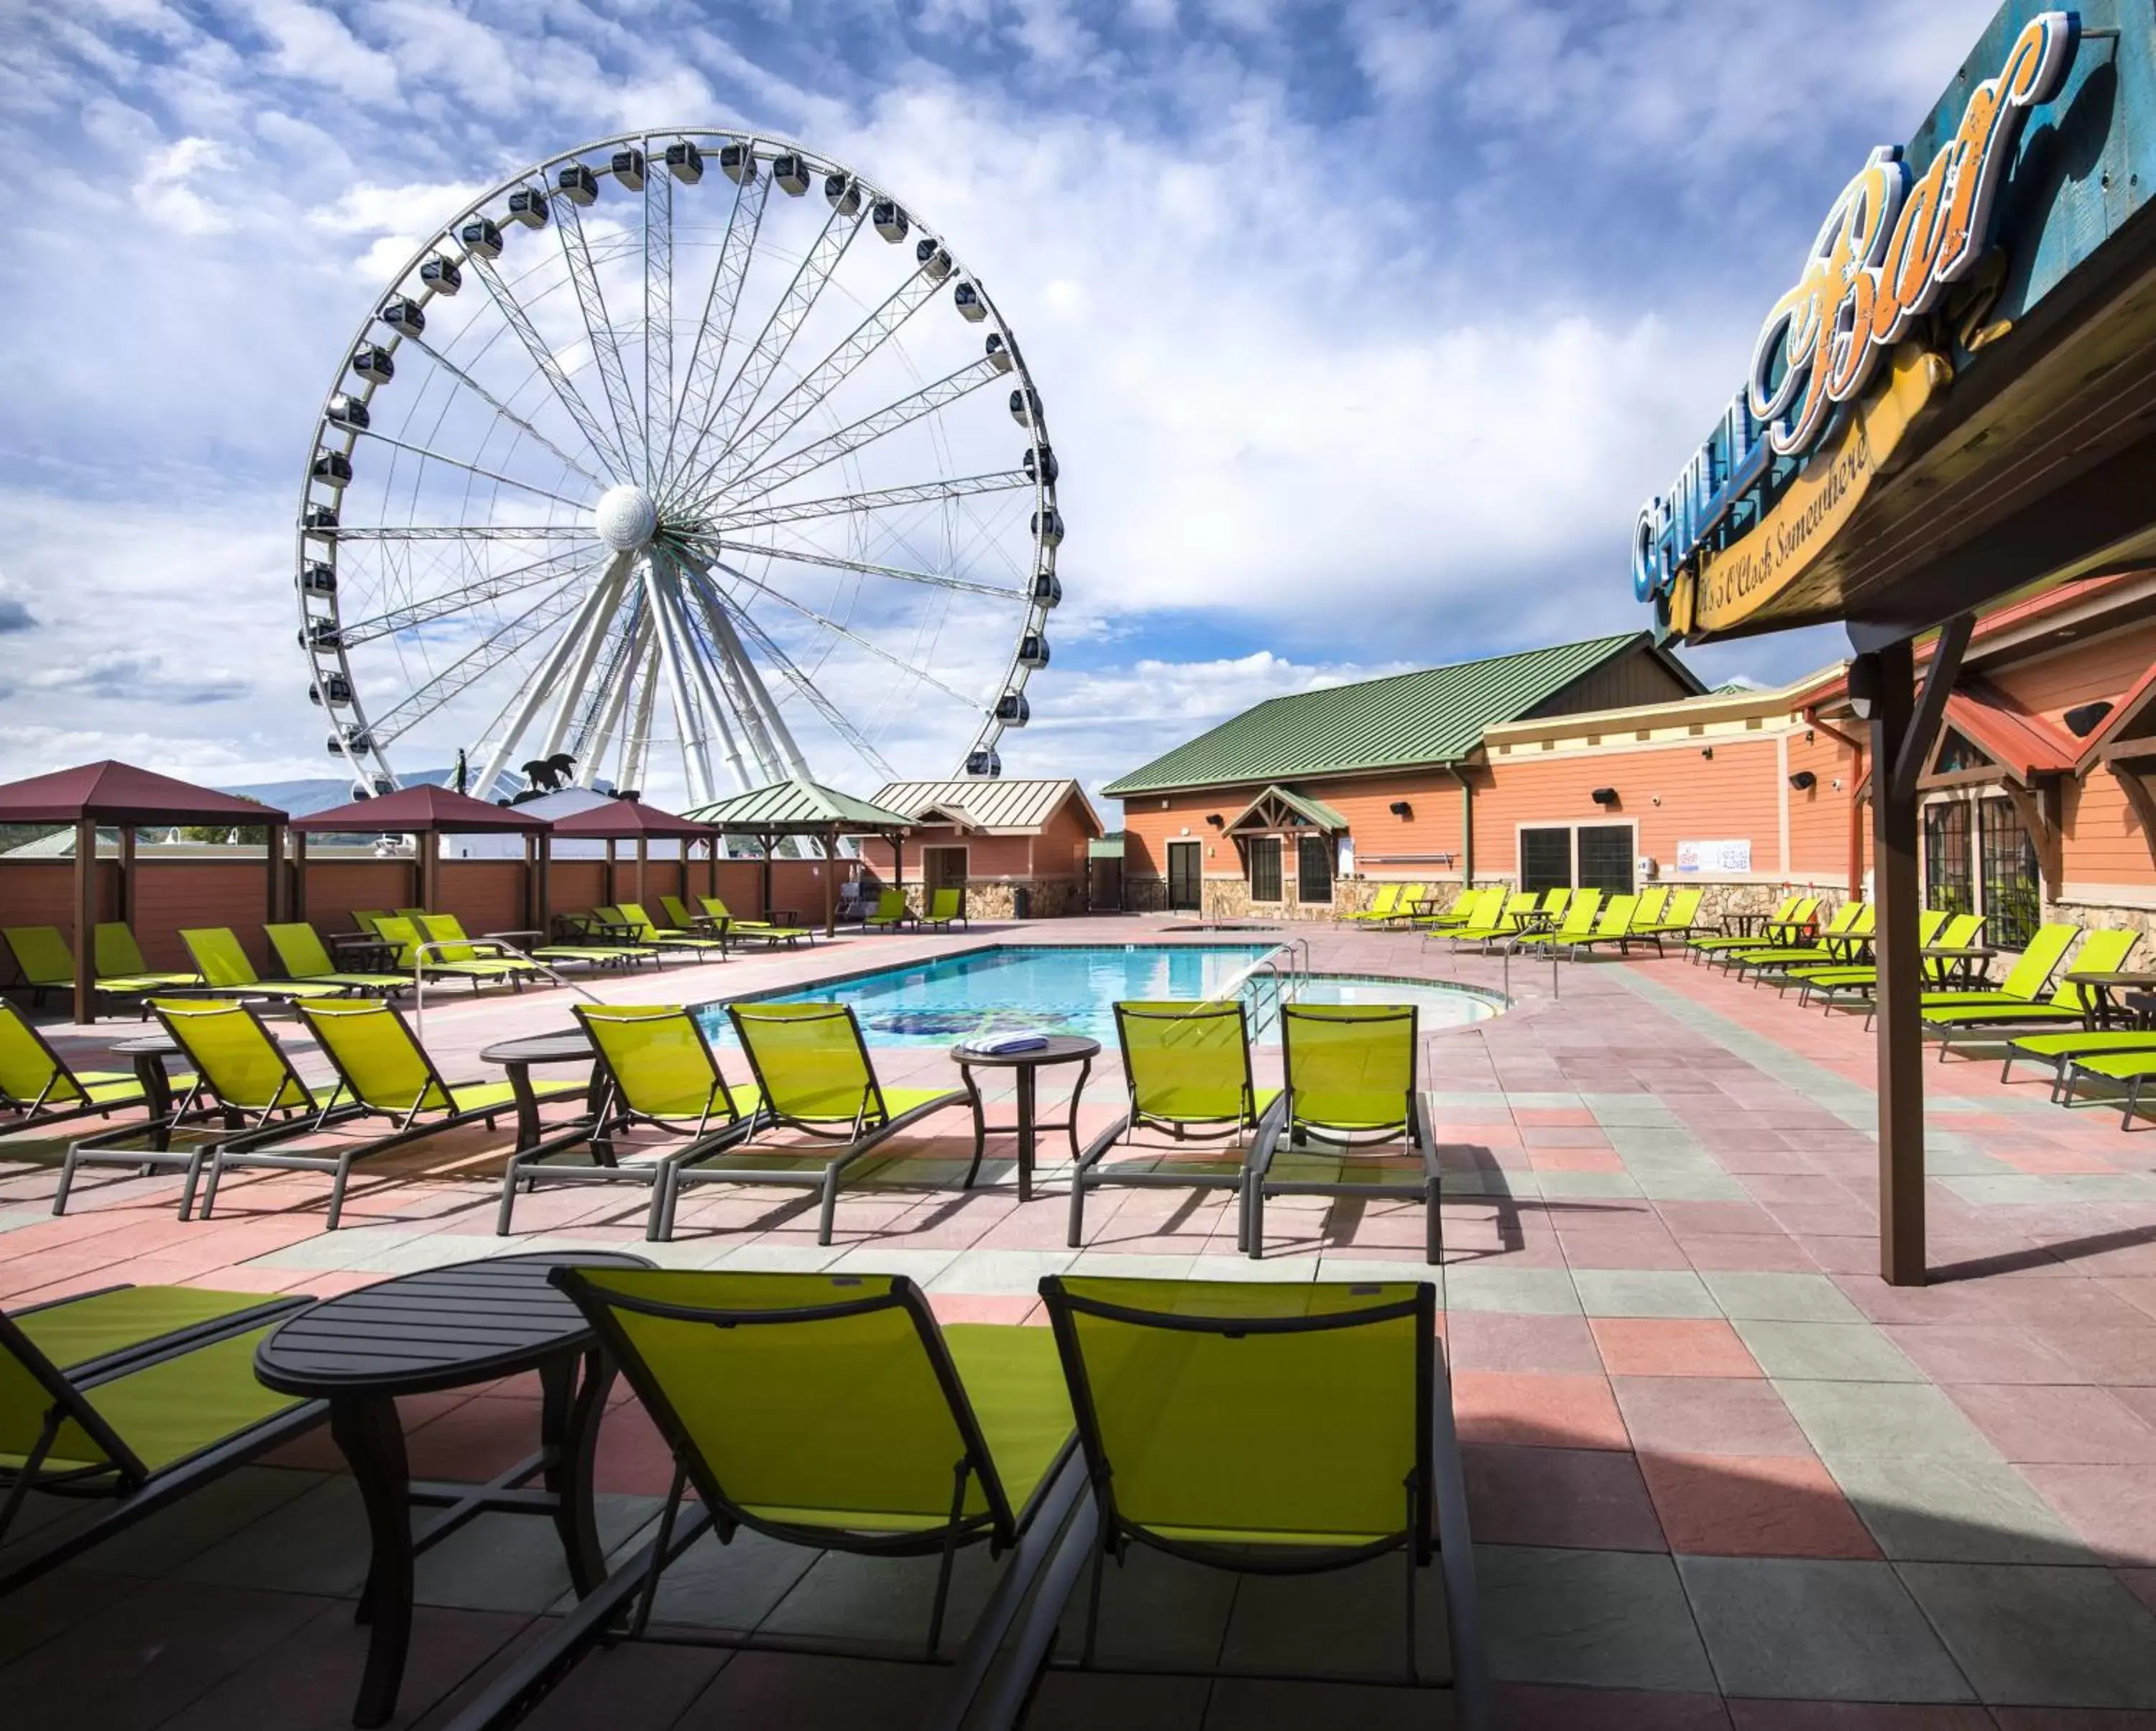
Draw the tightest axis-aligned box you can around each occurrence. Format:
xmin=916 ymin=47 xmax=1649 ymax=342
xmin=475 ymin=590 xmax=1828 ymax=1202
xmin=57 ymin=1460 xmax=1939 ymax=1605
xmin=1166 ymin=840 xmax=1202 ymax=912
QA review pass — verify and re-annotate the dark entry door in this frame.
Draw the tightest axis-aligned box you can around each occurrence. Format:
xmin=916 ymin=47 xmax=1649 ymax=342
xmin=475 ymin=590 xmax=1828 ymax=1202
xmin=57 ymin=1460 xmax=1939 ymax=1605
xmin=1166 ymin=840 xmax=1202 ymax=912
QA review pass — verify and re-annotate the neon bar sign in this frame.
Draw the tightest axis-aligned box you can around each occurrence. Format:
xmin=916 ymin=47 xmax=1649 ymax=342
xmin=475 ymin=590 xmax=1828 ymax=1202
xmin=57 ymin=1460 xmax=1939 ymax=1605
xmin=1634 ymin=9 xmax=2078 ymax=608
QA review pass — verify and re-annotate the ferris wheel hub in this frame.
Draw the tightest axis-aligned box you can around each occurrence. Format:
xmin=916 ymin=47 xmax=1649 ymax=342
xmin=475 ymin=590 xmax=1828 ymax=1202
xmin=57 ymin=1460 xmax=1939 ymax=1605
xmin=593 ymin=484 xmax=660 ymax=552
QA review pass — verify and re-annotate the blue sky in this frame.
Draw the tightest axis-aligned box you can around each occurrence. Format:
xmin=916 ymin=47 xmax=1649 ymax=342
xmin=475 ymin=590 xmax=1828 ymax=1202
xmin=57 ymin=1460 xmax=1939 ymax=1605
xmin=0 ymin=0 xmax=2002 ymax=805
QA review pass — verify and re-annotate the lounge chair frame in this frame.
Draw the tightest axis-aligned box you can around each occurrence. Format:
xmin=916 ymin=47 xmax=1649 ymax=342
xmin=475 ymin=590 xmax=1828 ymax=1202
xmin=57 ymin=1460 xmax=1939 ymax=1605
xmin=0 ymin=1290 xmax=326 ymax=1597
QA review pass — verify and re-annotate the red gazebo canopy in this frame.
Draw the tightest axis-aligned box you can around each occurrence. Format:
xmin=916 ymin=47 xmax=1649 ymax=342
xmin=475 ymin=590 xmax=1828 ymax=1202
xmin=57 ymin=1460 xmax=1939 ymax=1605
xmin=0 ymin=760 xmax=288 ymax=827
xmin=546 ymin=799 xmax=715 ymax=841
xmin=290 ymin=784 xmax=550 ymax=835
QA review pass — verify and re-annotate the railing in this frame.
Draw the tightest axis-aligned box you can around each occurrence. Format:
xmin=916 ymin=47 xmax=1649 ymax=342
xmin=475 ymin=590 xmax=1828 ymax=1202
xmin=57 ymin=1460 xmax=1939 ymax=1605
xmin=409 ymin=935 xmax=603 ymax=1039
xmin=1206 ymin=939 xmax=1311 ymax=1038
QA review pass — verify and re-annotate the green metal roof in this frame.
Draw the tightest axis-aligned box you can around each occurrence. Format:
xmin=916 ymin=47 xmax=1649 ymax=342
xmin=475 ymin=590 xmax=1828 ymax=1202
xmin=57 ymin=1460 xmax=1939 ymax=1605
xmin=1087 ymin=835 xmax=1125 ymax=859
xmin=1104 ymin=633 xmax=1665 ymax=795
xmin=683 ymin=779 xmax=913 ymax=830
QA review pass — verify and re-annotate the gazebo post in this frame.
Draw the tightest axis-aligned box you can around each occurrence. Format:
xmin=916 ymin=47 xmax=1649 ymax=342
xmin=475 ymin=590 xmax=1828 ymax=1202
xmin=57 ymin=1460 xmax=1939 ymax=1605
xmin=420 ymin=830 xmax=441 ymax=914
xmin=760 ymin=832 xmax=774 ymax=919
xmin=292 ymin=831 xmax=309 ymax=923
xmin=637 ymin=836 xmax=648 ymax=908
xmin=119 ymin=822 xmax=138 ymax=939
xmin=606 ymin=840 xmax=617 ymax=909
xmin=265 ymin=819 xmax=287 ymax=926
xmin=822 ymin=831 xmax=837 ymax=937
xmin=73 ymin=816 xmax=96 ymax=1026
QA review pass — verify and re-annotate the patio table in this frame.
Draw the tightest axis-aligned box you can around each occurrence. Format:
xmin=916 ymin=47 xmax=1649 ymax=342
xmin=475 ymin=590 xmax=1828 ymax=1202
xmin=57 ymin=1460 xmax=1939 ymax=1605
xmin=1922 ymin=944 xmax=1998 ymax=989
xmin=479 ymin=1029 xmax=601 ymax=1152
xmin=109 ymin=1031 xmax=183 ymax=1150
xmin=254 ymin=1251 xmax=652 ymax=1727
xmin=952 ymin=1034 xmax=1099 ymax=1200
xmin=2065 ymin=970 xmax=2156 ymax=1029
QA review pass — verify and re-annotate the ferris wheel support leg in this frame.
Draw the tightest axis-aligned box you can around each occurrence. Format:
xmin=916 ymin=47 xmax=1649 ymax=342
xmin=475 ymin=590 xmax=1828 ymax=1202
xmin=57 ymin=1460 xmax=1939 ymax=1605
xmin=622 ymin=643 xmax=661 ymax=795
xmin=642 ymin=562 xmax=719 ymax=804
xmin=579 ymin=612 xmax=650 ymax=789
xmin=683 ymin=559 xmax=811 ymax=782
xmin=540 ymin=566 xmax=632 ymax=763
xmin=657 ymin=552 xmax=769 ymax=791
xmin=473 ymin=551 xmax=635 ymax=800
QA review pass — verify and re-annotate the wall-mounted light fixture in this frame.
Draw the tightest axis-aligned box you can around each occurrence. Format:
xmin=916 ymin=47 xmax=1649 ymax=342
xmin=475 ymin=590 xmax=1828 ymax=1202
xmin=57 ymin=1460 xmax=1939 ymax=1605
xmin=1388 ymin=800 xmax=1412 ymax=818
xmin=1204 ymin=813 xmax=1224 ymax=828
xmin=1789 ymin=770 xmax=1818 ymax=791
xmin=1847 ymin=652 xmax=1880 ymax=721
xmin=1590 ymin=787 xmax=1620 ymax=808
xmin=1805 ymin=727 xmax=1816 ymax=745
xmin=1700 ymin=745 xmax=1713 ymax=760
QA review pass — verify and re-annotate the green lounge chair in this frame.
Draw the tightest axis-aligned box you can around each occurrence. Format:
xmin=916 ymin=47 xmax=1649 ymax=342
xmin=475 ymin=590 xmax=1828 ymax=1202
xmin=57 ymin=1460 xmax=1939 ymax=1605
xmin=1907 ymin=920 xmax=2080 ymax=1009
xmin=1632 ymin=886 xmax=1708 ymax=940
xmin=1245 ymin=1001 xmax=1439 ymax=1263
xmin=1511 ymin=888 xmax=1603 ymax=950
xmin=923 ymin=887 xmax=968 ymax=930
xmin=188 ymin=999 xmax=587 ymax=1228
xmin=1687 ymin=894 xmax=1806 ymax=961
xmin=53 ymin=998 xmax=327 ymax=1217
xmin=658 ymin=894 xmax=717 ymax=937
xmin=1416 ymin=885 xmax=1498 ymax=936
xmin=2064 ymin=1047 xmax=2156 ymax=1128
xmin=1378 ymin=882 xmax=1436 ymax=924
xmin=864 ymin=888 xmax=914 ymax=931
xmin=448 ymin=1268 xmax=1082 ymax=1727
xmin=370 ymin=915 xmax=522 ymax=989
xmin=497 ymin=1005 xmax=762 ymax=1239
xmin=717 ymin=1001 xmax=966 ymax=1243
xmin=698 ymin=894 xmax=812 ymax=948
xmin=1068 ymin=999 xmax=1284 ymax=1249
xmin=1630 ymin=886 xmax=1669 ymax=925
xmin=264 ymin=922 xmax=410 ymax=994
xmin=612 ymin=904 xmax=730 ymax=960
xmin=418 ymin=914 xmax=553 ymax=986
xmin=0 ymin=1283 xmax=325 ymax=1596
xmin=1793 ymin=909 xmax=1963 ymax=1006
xmin=1921 ymin=928 xmax=2134 ymax=1057
xmin=1565 ymin=892 xmax=1647 ymax=958
xmin=93 ymin=924 xmax=201 ymax=993
xmin=4 ymin=924 xmax=188 ymax=1014
xmin=1340 ymin=883 xmax=1404 ymax=924
xmin=1695 ymin=896 xmax=1823 ymax=966
xmin=1735 ymin=901 xmax=1874 ymax=979
xmin=2004 ymin=1022 xmax=2156 ymax=1096
xmin=178 ymin=927 xmax=354 ymax=1002
xmin=0 ymin=1001 xmax=173 ymax=1136
xmin=1029 ymin=1276 xmax=1488 ymax=1717
xmin=1442 ymin=891 xmax=1539 ymax=953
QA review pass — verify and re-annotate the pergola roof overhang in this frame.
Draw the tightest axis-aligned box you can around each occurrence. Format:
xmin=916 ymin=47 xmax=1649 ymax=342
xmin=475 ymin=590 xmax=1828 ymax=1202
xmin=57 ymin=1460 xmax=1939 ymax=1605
xmin=290 ymin=784 xmax=550 ymax=835
xmin=545 ymin=799 xmax=716 ymax=842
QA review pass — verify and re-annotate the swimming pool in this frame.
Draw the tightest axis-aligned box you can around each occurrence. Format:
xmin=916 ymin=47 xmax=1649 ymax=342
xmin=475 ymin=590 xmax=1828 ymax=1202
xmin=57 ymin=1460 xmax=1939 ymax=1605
xmin=696 ymin=944 xmax=1505 ymax=1047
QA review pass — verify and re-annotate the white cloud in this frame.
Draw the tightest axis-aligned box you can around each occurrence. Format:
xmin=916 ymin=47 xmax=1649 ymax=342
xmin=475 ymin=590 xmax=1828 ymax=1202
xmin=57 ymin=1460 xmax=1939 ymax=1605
xmin=243 ymin=0 xmax=401 ymax=103
xmin=132 ymin=134 xmax=237 ymax=234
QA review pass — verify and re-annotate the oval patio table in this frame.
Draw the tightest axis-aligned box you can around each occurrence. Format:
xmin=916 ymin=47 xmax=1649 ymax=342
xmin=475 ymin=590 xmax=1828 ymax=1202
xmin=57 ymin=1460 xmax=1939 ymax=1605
xmin=951 ymin=1034 xmax=1100 ymax=1201
xmin=254 ymin=1250 xmax=651 ymax=1727
xmin=2065 ymin=970 xmax=2156 ymax=1029
xmin=479 ymin=1029 xmax=601 ymax=1153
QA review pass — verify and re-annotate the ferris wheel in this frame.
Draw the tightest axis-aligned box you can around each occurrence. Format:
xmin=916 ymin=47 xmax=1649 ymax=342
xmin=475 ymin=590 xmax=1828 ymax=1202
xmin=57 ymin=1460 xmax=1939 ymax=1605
xmin=295 ymin=129 xmax=1062 ymax=805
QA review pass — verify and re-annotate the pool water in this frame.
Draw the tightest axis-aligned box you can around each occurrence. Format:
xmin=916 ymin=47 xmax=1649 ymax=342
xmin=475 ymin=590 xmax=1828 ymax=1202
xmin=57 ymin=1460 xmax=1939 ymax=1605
xmin=698 ymin=944 xmax=1503 ymax=1047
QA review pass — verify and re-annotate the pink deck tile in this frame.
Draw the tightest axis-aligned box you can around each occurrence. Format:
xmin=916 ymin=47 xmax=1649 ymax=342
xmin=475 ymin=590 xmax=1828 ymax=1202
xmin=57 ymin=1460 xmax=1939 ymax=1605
xmin=1445 ymin=1311 xmax=1606 ymax=1374
xmin=1611 ymin=1376 xmax=1815 ymax=1458
xmin=1880 ymin=1322 xmax=2082 ymax=1385
xmin=1451 ymin=1370 xmax=1631 ymax=1451
xmin=1500 ymin=1684 xmax=1733 ymax=1728
xmin=2022 ymin=1323 xmax=2156 ymax=1385
xmin=1639 ymin=1453 xmax=1880 ymax=1558
xmin=1945 ymin=1384 xmax=2156 ymax=1464
xmin=1684 ymin=1235 xmax=1823 ymax=1273
xmin=1729 ymin=1705 xmax=1993 ymax=1728
xmin=1591 ymin=1318 xmax=1763 ymax=1379
xmin=1464 ymin=1442 xmax=1667 ymax=1551
xmin=2019 ymin=1464 xmax=2156 ymax=1566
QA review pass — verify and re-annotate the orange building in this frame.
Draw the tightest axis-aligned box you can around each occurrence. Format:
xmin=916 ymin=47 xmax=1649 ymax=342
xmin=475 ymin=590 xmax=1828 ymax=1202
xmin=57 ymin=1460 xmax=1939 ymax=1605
xmin=865 ymin=778 xmax=1103 ymax=918
xmin=1107 ymin=579 xmax=2156 ymax=938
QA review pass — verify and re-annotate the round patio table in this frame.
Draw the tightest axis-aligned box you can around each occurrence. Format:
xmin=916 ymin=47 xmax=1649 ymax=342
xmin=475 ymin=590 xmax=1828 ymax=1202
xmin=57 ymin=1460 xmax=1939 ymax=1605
xmin=952 ymin=1034 xmax=1100 ymax=1201
xmin=254 ymin=1250 xmax=652 ymax=1728
xmin=1922 ymin=945 xmax=1999 ymax=989
xmin=479 ymin=1029 xmax=601 ymax=1152
xmin=2065 ymin=970 xmax=2156 ymax=1029
xmin=108 ymin=1032 xmax=182 ymax=1135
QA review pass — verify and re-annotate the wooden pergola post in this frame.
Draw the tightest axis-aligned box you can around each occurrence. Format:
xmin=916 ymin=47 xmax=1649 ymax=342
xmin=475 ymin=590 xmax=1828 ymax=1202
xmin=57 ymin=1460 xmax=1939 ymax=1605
xmin=265 ymin=819 xmax=287 ymax=925
xmin=636 ymin=836 xmax=648 ymax=909
xmin=823 ymin=832 xmax=837 ymax=937
xmin=419 ymin=830 xmax=441 ymax=914
xmin=73 ymin=816 xmax=97 ymax=1027
xmin=119 ymin=823 xmax=138 ymax=940
xmin=292 ymin=831 xmax=309 ymax=923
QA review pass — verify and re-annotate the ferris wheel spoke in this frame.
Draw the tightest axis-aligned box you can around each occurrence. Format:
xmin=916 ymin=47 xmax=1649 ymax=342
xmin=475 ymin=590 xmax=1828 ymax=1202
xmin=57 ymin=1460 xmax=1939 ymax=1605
xmin=325 ymin=524 xmax=596 ymax=541
xmin=336 ymin=546 xmax=606 ymax=646
xmin=641 ymin=556 xmax=722 ymax=800
xmin=708 ymin=556 xmax=982 ymax=710
xmin=666 ymin=201 xmax=861 ymax=502
xmin=717 ymin=355 xmax=1006 ymax=510
xmin=684 ymin=531 xmax=1026 ymax=601
xmin=710 ymin=472 xmax=1033 ymax=536
xmin=681 ymin=561 xmax=893 ymax=779
xmin=642 ymin=166 xmax=672 ymax=488
xmin=678 ymin=267 xmax=939 ymax=513
xmin=553 ymin=198 xmax=646 ymax=481
xmin=571 ymin=600 xmax=647 ymax=783
xmin=467 ymin=252 xmax=633 ymax=480
xmin=665 ymin=170 xmax=769 ymax=487
xmin=352 ymin=428 xmax=596 ymax=513
xmin=368 ymin=576 xmax=590 ymax=746
xmin=395 ymin=333 xmax=612 ymax=490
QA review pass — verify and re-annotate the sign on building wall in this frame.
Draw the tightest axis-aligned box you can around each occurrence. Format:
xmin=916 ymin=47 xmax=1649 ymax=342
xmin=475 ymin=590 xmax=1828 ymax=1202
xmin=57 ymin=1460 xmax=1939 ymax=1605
xmin=1677 ymin=839 xmax=1753 ymax=875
